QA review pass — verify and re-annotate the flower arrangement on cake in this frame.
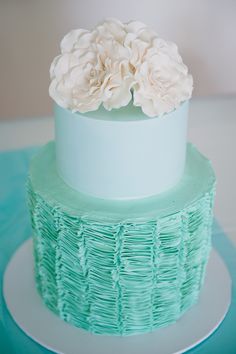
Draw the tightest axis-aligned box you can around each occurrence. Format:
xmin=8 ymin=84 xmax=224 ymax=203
xmin=49 ymin=18 xmax=193 ymax=117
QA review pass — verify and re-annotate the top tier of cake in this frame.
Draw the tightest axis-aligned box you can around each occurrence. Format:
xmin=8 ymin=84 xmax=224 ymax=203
xmin=49 ymin=19 xmax=193 ymax=200
xmin=55 ymin=101 xmax=188 ymax=200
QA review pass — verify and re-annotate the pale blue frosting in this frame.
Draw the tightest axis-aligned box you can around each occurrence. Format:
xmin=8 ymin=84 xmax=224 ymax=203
xmin=55 ymin=101 xmax=188 ymax=199
xmin=28 ymin=142 xmax=216 ymax=335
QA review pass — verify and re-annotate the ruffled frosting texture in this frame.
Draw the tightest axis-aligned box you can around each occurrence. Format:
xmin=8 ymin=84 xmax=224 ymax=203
xmin=27 ymin=142 xmax=215 ymax=335
xmin=49 ymin=18 xmax=193 ymax=117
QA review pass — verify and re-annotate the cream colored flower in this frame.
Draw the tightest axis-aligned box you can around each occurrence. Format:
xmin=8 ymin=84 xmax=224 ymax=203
xmin=94 ymin=20 xmax=134 ymax=110
xmin=49 ymin=38 xmax=105 ymax=112
xmin=123 ymin=22 xmax=193 ymax=117
xmin=49 ymin=19 xmax=193 ymax=116
xmin=49 ymin=20 xmax=134 ymax=113
xmin=131 ymin=37 xmax=193 ymax=117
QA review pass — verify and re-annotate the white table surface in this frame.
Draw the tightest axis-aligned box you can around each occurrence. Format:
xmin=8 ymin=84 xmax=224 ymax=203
xmin=0 ymin=96 xmax=235 ymax=246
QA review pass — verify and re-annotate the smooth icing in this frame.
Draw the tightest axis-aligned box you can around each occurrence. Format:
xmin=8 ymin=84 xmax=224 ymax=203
xmin=55 ymin=101 xmax=188 ymax=200
xmin=27 ymin=142 xmax=215 ymax=335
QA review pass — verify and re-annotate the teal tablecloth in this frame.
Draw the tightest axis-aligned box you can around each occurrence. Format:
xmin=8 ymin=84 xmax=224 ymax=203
xmin=0 ymin=147 xmax=235 ymax=354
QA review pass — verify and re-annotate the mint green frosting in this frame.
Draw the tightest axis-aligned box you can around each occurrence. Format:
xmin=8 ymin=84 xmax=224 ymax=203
xmin=28 ymin=142 xmax=216 ymax=335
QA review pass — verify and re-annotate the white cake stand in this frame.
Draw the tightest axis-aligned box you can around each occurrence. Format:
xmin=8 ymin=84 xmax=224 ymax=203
xmin=3 ymin=238 xmax=231 ymax=354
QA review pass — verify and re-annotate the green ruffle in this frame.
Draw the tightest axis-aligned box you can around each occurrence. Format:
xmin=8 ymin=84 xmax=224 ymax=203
xmin=27 ymin=142 xmax=216 ymax=335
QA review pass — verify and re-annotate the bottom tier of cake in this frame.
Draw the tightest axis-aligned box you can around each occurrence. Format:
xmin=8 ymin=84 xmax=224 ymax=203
xmin=27 ymin=142 xmax=215 ymax=336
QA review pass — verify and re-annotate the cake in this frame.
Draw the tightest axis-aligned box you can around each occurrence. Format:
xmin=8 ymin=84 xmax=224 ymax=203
xmin=27 ymin=19 xmax=216 ymax=336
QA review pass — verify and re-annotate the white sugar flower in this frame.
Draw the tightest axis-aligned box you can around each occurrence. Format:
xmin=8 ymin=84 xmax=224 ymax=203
xmin=49 ymin=19 xmax=193 ymax=117
xmin=132 ymin=38 xmax=193 ymax=116
xmin=94 ymin=19 xmax=134 ymax=110
xmin=124 ymin=22 xmax=193 ymax=117
xmin=49 ymin=20 xmax=134 ymax=113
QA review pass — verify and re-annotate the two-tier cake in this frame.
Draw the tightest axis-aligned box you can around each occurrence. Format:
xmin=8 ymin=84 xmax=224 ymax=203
xmin=28 ymin=19 xmax=216 ymax=336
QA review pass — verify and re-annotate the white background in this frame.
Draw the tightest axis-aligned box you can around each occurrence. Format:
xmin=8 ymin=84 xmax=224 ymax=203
xmin=0 ymin=0 xmax=236 ymax=120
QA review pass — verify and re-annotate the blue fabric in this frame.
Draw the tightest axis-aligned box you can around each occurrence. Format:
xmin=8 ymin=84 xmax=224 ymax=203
xmin=0 ymin=147 xmax=235 ymax=354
